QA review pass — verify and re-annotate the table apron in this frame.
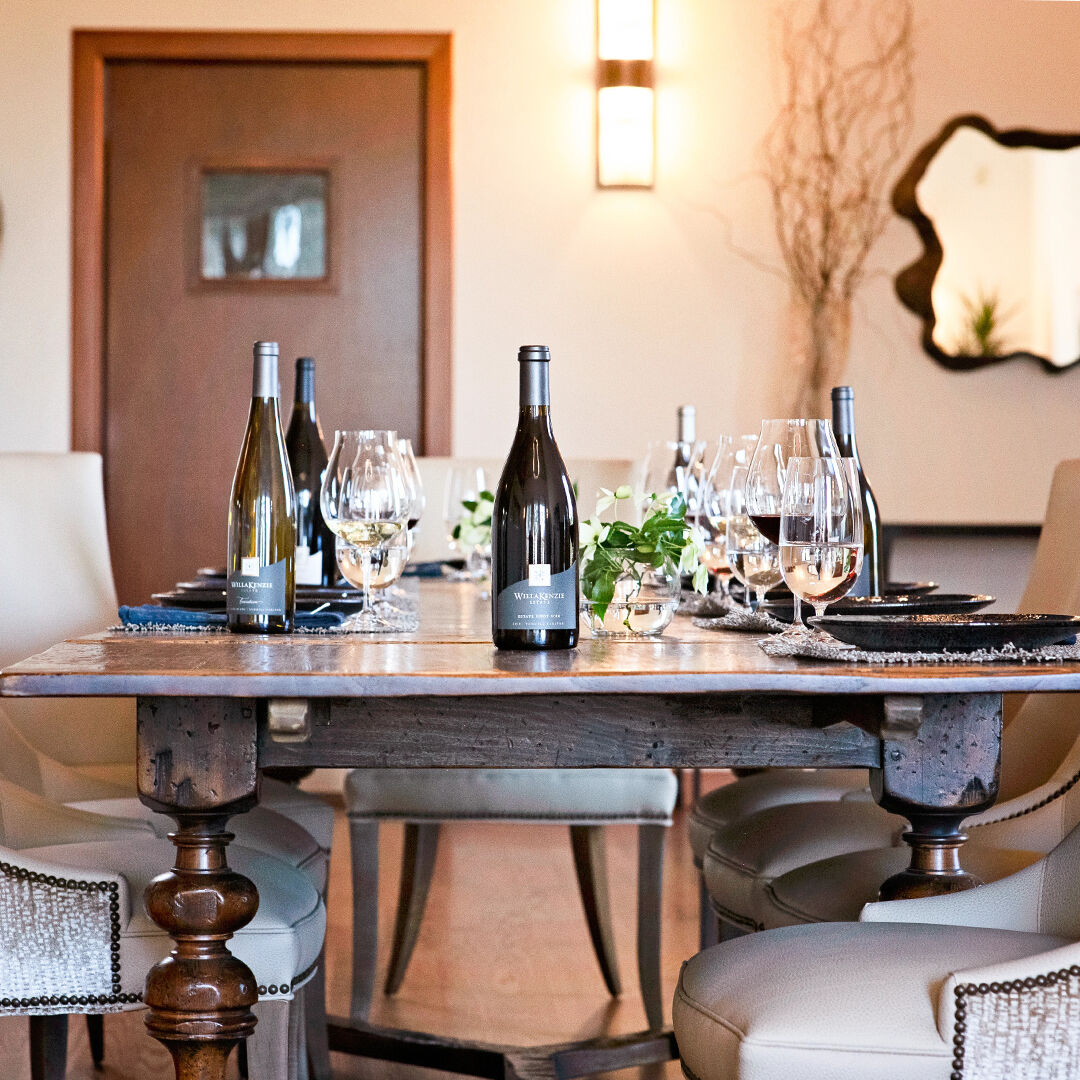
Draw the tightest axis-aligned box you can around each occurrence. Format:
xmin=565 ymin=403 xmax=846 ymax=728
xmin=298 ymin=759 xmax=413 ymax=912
xmin=255 ymin=692 xmax=890 ymax=770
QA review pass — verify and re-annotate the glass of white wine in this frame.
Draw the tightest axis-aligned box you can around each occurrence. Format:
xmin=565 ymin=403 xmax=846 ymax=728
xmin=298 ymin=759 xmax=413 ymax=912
xmin=779 ymin=456 xmax=863 ymax=641
xmin=321 ymin=430 xmax=410 ymax=631
xmin=725 ymin=465 xmax=782 ymax=608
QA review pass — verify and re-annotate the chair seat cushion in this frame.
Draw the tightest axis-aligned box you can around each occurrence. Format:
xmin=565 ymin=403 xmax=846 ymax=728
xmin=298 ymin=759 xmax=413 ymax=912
xmin=761 ymin=844 xmax=1044 ymax=929
xmin=689 ymin=769 xmax=868 ymax=863
xmin=703 ymin=800 xmax=900 ymax=929
xmin=344 ymin=768 xmax=677 ymax=823
xmin=673 ymin=922 xmax=1068 ymax=1080
xmin=259 ymin=777 xmax=336 ymax=852
xmin=68 ymin=797 xmax=327 ymax=891
xmin=22 ymin=838 xmax=325 ymax=1004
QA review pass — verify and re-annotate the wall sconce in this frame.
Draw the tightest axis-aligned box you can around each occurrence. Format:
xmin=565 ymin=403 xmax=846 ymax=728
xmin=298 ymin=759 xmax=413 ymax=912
xmin=596 ymin=0 xmax=655 ymax=188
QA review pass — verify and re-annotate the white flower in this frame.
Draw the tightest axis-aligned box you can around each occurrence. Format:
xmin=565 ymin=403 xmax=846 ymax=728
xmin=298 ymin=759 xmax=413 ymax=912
xmin=580 ymin=519 xmax=608 ymax=549
xmin=594 ymin=485 xmax=636 ymax=515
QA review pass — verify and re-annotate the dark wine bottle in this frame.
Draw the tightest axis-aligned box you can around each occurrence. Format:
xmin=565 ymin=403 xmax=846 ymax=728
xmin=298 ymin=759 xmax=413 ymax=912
xmin=831 ymin=386 xmax=885 ymax=597
xmin=285 ymin=357 xmax=336 ymax=587
xmin=665 ymin=404 xmax=696 ymax=496
xmin=226 ymin=341 xmax=296 ymax=633
xmin=491 ymin=345 xmax=579 ymax=650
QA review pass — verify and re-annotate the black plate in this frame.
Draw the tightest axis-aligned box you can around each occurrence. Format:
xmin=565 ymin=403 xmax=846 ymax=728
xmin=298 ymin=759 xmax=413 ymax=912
xmin=152 ymin=589 xmax=366 ymax=612
xmin=761 ymin=593 xmax=993 ymax=625
xmin=812 ymin=613 xmax=1080 ymax=653
xmin=727 ymin=579 xmax=938 ymax=605
xmin=885 ymin=581 xmax=938 ymax=596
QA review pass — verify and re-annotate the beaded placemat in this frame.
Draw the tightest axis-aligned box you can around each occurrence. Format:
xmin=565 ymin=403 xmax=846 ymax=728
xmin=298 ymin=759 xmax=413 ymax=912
xmin=692 ymin=609 xmax=788 ymax=634
xmin=679 ymin=591 xmax=730 ymax=617
xmin=759 ymin=635 xmax=1080 ymax=665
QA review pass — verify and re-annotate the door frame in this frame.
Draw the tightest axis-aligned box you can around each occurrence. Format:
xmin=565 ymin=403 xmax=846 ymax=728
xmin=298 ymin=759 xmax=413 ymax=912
xmin=71 ymin=29 xmax=452 ymax=454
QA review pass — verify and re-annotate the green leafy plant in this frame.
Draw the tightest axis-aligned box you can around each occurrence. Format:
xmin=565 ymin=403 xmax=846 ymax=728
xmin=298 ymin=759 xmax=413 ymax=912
xmin=452 ymin=491 xmax=494 ymax=549
xmin=580 ymin=486 xmax=707 ymax=623
xmin=956 ymin=289 xmax=1014 ymax=358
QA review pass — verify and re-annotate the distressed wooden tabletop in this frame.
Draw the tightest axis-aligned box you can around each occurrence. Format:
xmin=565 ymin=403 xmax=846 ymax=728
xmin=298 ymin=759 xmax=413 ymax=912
xmin=5 ymin=581 xmax=1080 ymax=698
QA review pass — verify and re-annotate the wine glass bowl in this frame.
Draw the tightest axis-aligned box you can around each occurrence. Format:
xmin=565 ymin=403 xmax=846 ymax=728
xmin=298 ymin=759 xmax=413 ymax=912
xmin=779 ymin=456 xmax=864 ymax=640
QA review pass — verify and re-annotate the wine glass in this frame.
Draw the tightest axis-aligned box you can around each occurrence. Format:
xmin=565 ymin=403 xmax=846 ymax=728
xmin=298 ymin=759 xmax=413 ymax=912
xmin=725 ymin=465 xmax=782 ymax=608
xmin=321 ymin=430 xmax=410 ymax=631
xmin=745 ymin=420 xmax=841 ymax=628
xmin=780 ymin=457 xmax=864 ymax=640
xmin=695 ymin=437 xmax=735 ymax=598
xmin=397 ymin=438 xmax=425 ymax=558
xmin=443 ymin=466 xmax=491 ymax=580
xmin=638 ymin=438 xmax=707 ymax=511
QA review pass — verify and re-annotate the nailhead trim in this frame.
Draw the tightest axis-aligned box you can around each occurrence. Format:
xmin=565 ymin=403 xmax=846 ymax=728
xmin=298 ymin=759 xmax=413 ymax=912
xmin=0 ymin=860 xmax=131 ymax=1008
xmin=257 ymin=958 xmax=320 ymax=998
xmin=950 ymin=962 xmax=1080 ymax=1078
xmin=971 ymin=767 xmax=1080 ymax=828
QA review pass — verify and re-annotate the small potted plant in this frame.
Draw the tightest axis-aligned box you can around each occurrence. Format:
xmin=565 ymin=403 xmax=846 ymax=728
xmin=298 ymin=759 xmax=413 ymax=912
xmin=580 ymin=486 xmax=707 ymax=637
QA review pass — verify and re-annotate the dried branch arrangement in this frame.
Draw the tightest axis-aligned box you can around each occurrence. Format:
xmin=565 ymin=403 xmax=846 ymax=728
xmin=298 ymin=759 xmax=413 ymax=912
xmin=764 ymin=0 xmax=915 ymax=414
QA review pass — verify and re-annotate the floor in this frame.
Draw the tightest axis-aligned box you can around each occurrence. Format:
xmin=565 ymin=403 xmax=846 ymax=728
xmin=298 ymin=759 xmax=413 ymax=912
xmin=0 ymin=791 xmax=714 ymax=1079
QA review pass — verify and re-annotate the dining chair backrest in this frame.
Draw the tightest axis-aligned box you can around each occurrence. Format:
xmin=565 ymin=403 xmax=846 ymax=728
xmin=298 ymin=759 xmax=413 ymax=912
xmin=1017 ymin=459 xmax=1080 ymax=616
xmin=0 ymin=452 xmax=118 ymax=666
xmin=0 ymin=452 xmax=133 ymax=768
xmin=993 ymin=460 xmax=1080 ymax=799
xmin=411 ymin=456 xmax=634 ymax=564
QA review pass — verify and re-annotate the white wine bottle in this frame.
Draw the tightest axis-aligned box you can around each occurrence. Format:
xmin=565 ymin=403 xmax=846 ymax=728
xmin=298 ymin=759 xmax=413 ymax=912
xmin=491 ymin=345 xmax=579 ymax=650
xmin=227 ymin=341 xmax=296 ymax=633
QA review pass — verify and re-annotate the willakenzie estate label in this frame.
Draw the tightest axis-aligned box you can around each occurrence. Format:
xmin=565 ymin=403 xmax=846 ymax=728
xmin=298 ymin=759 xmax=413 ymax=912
xmin=227 ymin=557 xmax=288 ymax=617
xmin=496 ymin=564 xmax=577 ymax=630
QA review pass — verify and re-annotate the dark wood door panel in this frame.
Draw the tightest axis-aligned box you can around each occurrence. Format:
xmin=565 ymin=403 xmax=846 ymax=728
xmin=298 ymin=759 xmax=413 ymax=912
xmin=105 ymin=60 xmax=424 ymax=603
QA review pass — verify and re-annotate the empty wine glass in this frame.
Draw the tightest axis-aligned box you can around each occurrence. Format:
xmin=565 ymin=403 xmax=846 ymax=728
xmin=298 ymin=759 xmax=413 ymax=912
xmin=398 ymin=438 xmax=425 ymax=558
xmin=638 ymin=438 xmax=708 ymax=513
xmin=725 ymin=465 xmax=782 ymax=608
xmin=443 ymin=465 xmax=491 ymax=580
xmin=746 ymin=419 xmax=841 ymax=628
xmin=321 ymin=430 xmax=410 ymax=631
xmin=780 ymin=457 xmax=864 ymax=640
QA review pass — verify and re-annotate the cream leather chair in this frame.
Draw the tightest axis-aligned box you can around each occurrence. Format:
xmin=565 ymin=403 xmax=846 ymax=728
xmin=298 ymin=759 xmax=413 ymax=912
xmin=345 ymin=456 xmax=679 ymax=1031
xmin=674 ymin=818 xmax=1080 ymax=1080
xmin=0 ymin=452 xmax=336 ymax=1077
xmin=701 ymin=459 xmax=1080 ymax=935
xmin=0 ymin=776 xmax=325 ymax=1080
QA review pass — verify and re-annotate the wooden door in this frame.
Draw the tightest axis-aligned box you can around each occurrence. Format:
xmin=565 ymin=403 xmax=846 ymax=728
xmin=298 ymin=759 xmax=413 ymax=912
xmin=81 ymin=35 xmax=450 ymax=604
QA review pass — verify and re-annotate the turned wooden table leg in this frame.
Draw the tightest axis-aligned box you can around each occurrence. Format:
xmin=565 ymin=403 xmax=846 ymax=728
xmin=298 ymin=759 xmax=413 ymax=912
xmin=137 ymin=697 xmax=260 ymax=1080
xmin=872 ymin=693 xmax=1001 ymax=900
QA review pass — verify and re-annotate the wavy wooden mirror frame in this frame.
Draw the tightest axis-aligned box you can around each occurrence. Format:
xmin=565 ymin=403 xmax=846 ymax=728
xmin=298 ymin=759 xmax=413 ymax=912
xmin=892 ymin=113 xmax=1080 ymax=373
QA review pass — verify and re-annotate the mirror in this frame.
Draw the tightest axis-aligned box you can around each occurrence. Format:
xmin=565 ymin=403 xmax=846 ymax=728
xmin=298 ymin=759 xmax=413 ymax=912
xmin=893 ymin=115 xmax=1080 ymax=372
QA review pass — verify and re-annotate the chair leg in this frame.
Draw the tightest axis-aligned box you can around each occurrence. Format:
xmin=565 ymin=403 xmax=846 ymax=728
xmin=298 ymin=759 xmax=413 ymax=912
xmin=637 ymin=824 xmax=667 ymax=1031
xmin=698 ymin=872 xmax=719 ymax=950
xmin=569 ymin=825 xmax=623 ymax=997
xmin=85 ymin=1013 xmax=104 ymax=1068
xmin=349 ymin=818 xmax=380 ymax=1019
xmin=29 ymin=1015 xmax=68 ymax=1080
xmin=247 ymin=999 xmax=291 ymax=1080
xmin=384 ymin=822 xmax=441 ymax=995
xmin=303 ymin=957 xmax=332 ymax=1080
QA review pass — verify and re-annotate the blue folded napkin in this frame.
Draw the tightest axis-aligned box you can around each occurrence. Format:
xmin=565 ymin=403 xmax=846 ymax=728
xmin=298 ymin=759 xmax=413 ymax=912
xmin=402 ymin=561 xmax=454 ymax=578
xmin=119 ymin=605 xmax=346 ymax=630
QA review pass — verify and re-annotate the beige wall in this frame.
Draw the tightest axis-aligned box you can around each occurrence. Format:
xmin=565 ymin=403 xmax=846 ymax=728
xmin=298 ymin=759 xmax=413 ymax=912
xmin=1 ymin=0 xmax=1078 ymax=523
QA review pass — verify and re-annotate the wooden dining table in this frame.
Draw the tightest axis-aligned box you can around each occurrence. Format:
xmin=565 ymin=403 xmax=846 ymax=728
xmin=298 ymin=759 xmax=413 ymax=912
xmin=6 ymin=579 xmax=1080 ymax=1080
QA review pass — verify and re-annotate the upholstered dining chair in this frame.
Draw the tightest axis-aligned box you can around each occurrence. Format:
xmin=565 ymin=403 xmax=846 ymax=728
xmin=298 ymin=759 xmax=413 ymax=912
xmin=345 ymin=456 xmax=676 ymax=1031
xmin=0 ymin=776 xmax=325 ymax=1080
xmin=0 ymin=452 xmax=337 ymax=1078
xmin=699 ymin=459 xmax=1080 ymax=937
xmin=673 ymin=816 xmax=1080 ymax=1080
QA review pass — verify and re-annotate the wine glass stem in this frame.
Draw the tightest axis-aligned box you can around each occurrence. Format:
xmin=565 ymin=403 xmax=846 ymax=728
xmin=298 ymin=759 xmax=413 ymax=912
xmin=361 ymin=549 xmax=374 ymax=614
xmin=753 ymin=587 xmax=767 ymax=609
xmin=792 ymin=594 xmax=802 ymax=628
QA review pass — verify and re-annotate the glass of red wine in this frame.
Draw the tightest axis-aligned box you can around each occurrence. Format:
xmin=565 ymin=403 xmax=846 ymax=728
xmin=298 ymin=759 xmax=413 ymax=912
xmin=780 ymin=457 xmax=863 ymax=641
xmin=745 ymin=420 xmax=841 ymax=630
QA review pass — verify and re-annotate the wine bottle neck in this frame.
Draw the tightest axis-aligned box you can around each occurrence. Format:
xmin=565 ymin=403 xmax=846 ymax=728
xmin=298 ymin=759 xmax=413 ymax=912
xmin=832 ymin=396 xmax=861 ymax=463
xmin=518 ymin=360 xmax=551 ymax=419
xmin=677 ymin=405 xmax=695 ymax=445
xmin=252 ymin=353 xmax=279 ymax=399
